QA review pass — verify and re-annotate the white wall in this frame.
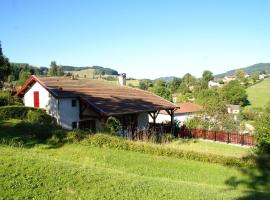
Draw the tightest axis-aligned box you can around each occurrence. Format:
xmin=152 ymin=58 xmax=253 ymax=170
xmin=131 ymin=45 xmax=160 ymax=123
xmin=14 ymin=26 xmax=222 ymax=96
xmin=58 ymin=98 xmax=80 ymax=129
xmin=149 ymin=112 xmax=196 ymax=125
xmin=23 ymin=82 xmax=80 ymax=130
xmin=24 ymin=82 xmax=50 ymax=109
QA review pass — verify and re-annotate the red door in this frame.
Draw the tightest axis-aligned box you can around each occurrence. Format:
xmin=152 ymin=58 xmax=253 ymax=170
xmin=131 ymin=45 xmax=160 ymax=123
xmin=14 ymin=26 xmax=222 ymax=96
xmin=33 ymin=91 xmax=40 ymax=108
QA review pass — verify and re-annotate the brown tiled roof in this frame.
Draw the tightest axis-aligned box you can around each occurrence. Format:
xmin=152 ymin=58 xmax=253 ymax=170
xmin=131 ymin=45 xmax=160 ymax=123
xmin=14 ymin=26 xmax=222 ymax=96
xmin=17 ymin=76 xmax=178 ymax=116
xmin=160 ymin=102 xmax=202 ymax=114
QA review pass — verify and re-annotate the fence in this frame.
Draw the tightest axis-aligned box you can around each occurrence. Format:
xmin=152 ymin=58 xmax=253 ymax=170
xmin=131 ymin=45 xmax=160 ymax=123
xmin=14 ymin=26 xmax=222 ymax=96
xmin=177 ymin=128 xmax=255 ymax=146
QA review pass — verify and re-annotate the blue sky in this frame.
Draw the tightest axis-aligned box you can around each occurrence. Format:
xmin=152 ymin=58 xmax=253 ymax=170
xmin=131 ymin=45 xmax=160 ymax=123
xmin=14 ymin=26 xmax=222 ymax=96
xmin=1 ymin=0 xmax=270 ymax=79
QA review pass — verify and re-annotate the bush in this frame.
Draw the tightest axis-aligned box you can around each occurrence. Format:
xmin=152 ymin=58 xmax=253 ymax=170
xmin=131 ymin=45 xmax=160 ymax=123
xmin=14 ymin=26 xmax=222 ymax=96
xmin=242 ymin=107 xmax=263 ymax=121
xmin=0 ymin=91 xmax=22 ymax=106
xmin=64 ymin=130 xmax=89 ymax=143
xmin=0 ymin=106 xmax=35 ymax=120
xmin=27 ymin=109 xmax=56 ymax=126
xmin=0 ymin=91 xmax=10 ymax=106
xmin=104 ymin=116 xmax=121 ymax=135
xmin=161 ymin=133 xmax=175 ymax=143
xmin=82 ymin=134 xmax=255 ymax=167
xmin=255 ymin=112 xmax=270 ymax=154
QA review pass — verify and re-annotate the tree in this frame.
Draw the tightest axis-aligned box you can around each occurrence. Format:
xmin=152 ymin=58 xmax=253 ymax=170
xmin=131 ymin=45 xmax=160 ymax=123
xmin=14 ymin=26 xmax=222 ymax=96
xmin=139 ymin=79 xmax=153 ymax=90
xmin=17 ymin=70 xmax=31 ymax=86
xmin=57 ymin=65 xmax=64 ymax=76
xmin=220 ymin=80 xmax=248 ymax=105
xmin=149 ymin=84 xmax=172 ymax=101
xmin=251 ymin=74 xmax=259 ymax=83
xmin=167 ymin=78 xmax=181 ymax=93
xmin=195 ymin=88 xmax=219 ymax=106
xmin=201 ymin=70 xmax=214 ymax=89
xmin=48 ymin=61 xmax=58 ymax=76
xmin=255 ymin=111 xmax=270 ymax=154
xmin=236 ymin=70 xmax=248 ymax=86
xmin=0 ymin=41 xmax=11 ymax=82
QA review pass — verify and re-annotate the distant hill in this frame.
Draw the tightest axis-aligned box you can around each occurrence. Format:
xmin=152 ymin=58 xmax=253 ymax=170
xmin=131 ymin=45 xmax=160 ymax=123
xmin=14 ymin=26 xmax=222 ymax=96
xmin=216 ymin=63 xmax=270 ymax=78
xmin=155 ymin=76 xmax=178 ymax=83
xmin=62 ymin=65 xmax=118 ymax=75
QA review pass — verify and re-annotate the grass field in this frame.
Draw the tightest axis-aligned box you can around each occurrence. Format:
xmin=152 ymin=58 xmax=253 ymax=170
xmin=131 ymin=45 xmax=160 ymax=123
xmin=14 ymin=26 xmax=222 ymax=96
xmin=169 ymin=139 xmax=252 ymax=158
xmin=247 ymin=79 xmax=270 ymax=108
xmin=0 ymin=120 xmax=269 ymax=199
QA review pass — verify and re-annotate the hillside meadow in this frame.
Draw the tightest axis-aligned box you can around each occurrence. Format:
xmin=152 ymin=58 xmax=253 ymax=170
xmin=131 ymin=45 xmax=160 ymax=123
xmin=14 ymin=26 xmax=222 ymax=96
xmin=0 ymin=119 xmax=270 ymax=199
xmin=247 ymin=78 xmax=270 ymax=108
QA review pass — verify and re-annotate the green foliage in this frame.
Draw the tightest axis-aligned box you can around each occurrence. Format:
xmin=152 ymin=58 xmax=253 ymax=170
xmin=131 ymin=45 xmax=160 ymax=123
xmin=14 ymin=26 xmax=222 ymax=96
xmin=167 ymin=78 xmax=181 ymax=92
xmin=195 ymin=88 xmax=219 ymax=106
xmin=0 ymin=43 xmax=11 ymax=82
xmin=104 ymin=116 xmax=121 ymax=135
xmin=48 ymin=61 xmax=64 ymax=76
xmin=17 ymin=70 xmax=31 ymax=86
xmin=64 ymin=130 xmax=89 ymax=143
xmin=255 ymin=111 xmax=270 ymax=154
xmin=0 ymin=106 xmax=35 ymax=120
xmin=176 ymin=93 xmax=193 ymax=103
xmin=241 ymin=107 xmax=263 ymax=121
xmin=160 ymin=133 xmax=175 ymax=143
xmin=220 ymin=80 xmax=248 ymax=105
xmin=26 ymin=109 xmax=56 ymax=126
xmin=202 ymin=70 xmax=214 ymax=89
xmin=0 ymin=91 xmax=10 ymax=106
xmin=139 ymin=79 xmax=153 ymax=90
xmin=149 ymin=85 xmax=172 ymax=101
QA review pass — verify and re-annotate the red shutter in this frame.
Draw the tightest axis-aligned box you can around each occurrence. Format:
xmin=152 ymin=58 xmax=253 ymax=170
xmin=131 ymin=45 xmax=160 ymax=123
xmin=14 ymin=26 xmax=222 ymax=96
xmin=34 ymin=91 xmax=40 ymax=108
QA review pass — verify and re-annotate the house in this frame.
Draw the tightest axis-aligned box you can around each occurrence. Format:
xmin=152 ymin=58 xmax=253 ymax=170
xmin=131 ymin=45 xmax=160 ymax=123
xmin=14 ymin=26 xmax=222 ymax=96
xmin=223 ymin=76 xmax=236 ymax=83
xmin=259 ymin=74 xmax=265 ymax=80
xmin=208 ymin=80 xmax=221 ymax=88
xmin=16 ymin=75 xmax=178 ymax=135
xmin=226 ymin=104 xmax=240 ymax=114
xmin=150 ymin=102 xmax=202 ymax=125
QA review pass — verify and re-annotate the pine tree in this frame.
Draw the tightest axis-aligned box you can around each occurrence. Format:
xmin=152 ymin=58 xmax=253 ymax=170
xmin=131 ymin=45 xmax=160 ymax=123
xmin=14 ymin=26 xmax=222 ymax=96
xmin=0 ymin=41 xmax=11 ymax=82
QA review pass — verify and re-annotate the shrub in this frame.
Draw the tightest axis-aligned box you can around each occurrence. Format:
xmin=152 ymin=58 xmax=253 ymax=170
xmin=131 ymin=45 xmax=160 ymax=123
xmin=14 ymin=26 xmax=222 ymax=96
xmin=0 ymin=106 xmax=35 ymax=120
xmin=161 ymin=133 xmax=175 ymax=143
xmin=0 ymin=91 xmax=10 ymax=106
xmin=64 ymin=130 xmax=89 ymax=143
xmin=27 ymin=109 xmax=56 ymax=126
xmin=104 ymin=116 xmax=121 ymax=135
xmin=0 ymin=91 xmax=22 ymax=106
xmin=242 ymin=107 xmax=263 ymax=121
xmin=83 ymin=134 xmax=255 ymax=167
xmin=255 ymin=111 xmax=270 ymax=154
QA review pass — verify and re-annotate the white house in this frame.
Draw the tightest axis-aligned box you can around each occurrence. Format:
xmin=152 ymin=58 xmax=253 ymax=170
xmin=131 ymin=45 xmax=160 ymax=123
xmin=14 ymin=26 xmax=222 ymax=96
xmin=16 ymin=75 xmax=177 ymax=133
xmin=208 ymin=80 xmax=221 ymax=88
xmin=223 ymin=76 xmax=236 ymax=83
xmin=149 ymin=102 xmax=202 ymax=125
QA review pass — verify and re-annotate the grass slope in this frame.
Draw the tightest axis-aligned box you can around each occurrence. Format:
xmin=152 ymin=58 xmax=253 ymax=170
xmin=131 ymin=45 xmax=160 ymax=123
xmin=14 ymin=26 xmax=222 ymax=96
xmin=0 ymin=120 xmax=269 ymax=199
xmin=0 ymin=144 xmax=264 ymax=199
xmin=247 ymin=79 xmax=270 ymax=108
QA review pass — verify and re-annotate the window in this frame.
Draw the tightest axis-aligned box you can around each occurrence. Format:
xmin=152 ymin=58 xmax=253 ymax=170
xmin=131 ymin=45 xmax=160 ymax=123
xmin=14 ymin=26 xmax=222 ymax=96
xmin=72 ymin=99 xmax=77 ymax=107
xmin=72 ymin=122 xmax=77 ymax=129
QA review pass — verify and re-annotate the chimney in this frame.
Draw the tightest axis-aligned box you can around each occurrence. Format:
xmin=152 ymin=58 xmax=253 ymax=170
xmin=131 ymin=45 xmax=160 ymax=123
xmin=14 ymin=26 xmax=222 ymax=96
xmin=118 ymin=73 xmax=126 ymax=86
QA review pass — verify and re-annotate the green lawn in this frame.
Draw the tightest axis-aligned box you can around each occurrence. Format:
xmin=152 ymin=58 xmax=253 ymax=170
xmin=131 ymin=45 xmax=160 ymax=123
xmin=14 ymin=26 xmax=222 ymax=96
xmin=0 ymin=120 xmax=269 ymax=199
xmin=247 ymin=79 xmax=270 ymax=108
xmin=169 ymin=139 xmax=252 ymax=158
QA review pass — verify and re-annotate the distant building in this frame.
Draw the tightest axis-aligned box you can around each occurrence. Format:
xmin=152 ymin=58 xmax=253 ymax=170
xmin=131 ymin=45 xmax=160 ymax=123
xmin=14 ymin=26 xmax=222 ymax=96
xmin=223 ymin=76 xmax=236 ymax=83
xmin=208 ymin=80 xmax=221 ymax=88
xmin=226 ymin=104 xmax=240 ymax=114
xmin=259 ymin=74 xmax=265 ymax=80
xmin=150 ymin=102 xmax=202 ymax=125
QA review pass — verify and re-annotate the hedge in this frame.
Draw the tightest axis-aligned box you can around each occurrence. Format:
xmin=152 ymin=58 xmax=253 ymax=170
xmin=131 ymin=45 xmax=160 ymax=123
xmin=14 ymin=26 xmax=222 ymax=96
xmin=82 ymin=134 xmax=255 ymax=167
xmin=0 ymin=106 xmax=36 ymax=120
